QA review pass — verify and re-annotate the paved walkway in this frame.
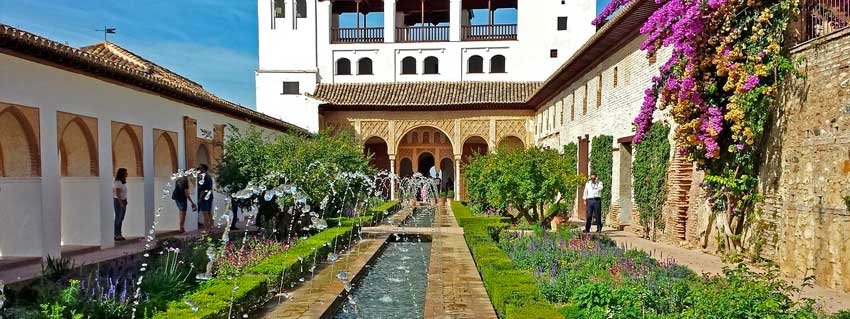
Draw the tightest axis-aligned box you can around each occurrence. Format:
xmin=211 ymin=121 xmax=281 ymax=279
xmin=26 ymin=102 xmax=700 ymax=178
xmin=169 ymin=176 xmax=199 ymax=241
xmin=424 ymin=205 xmax=498 ymax=319
xmin=257 ymin=235 xmax=388 ymax=319
xmin=604 ymin=228 xmax=850 ymax=313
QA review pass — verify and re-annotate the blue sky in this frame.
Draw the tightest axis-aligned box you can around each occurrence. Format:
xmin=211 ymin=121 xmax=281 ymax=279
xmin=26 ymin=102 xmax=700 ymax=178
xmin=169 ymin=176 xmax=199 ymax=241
xmin=1 ymin=0 xmax=611 ymax=109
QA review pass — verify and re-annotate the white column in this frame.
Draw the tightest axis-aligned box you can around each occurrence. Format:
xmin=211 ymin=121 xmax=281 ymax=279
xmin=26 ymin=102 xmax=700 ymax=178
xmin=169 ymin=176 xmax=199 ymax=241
xmin=40 ymin=110 xmax=61 ymax=258
xmin=142 ymin=125 xmax=155 ymax=236
xmin=389 ymin=155 xmax=397 ymax=200
xmin=449 ymin=0 xmax=462 ymax=41
xmin=99 ymin=120 xmax=115 ymax=248
xmin=384 ymin=0 xmax=396 ymax=43
xmin=454 ymin=155 xmax=461 ymax=201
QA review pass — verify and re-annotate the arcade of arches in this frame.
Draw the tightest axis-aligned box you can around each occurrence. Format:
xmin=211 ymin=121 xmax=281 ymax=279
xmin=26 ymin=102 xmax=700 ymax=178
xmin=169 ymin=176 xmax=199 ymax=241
xmin=322 ymin=111 xmax=531 ymax=200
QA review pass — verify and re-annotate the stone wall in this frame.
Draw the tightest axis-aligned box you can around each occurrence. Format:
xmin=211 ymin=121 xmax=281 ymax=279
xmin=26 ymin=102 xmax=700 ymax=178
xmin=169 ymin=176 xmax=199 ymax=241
xmin=757 ymin=29 xmax=850 ymax=292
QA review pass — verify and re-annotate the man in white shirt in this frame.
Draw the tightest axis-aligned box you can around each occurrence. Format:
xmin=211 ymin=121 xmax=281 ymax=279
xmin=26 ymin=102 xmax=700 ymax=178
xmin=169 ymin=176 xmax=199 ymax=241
xmin=583 ymin=173 xmax=604 ymax=233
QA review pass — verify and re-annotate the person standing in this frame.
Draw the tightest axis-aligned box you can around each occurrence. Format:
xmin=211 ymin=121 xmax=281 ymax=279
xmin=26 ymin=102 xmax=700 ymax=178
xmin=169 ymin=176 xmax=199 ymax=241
xmin=172 ymin=176 xmax=196 ymax=233
xmin=113 ymin=168 xmax=129 ymax=241
xmin=583 ymin=173 xmax=604 ymax=233
xmin=197 ymin=164 xmax=214 ymax=233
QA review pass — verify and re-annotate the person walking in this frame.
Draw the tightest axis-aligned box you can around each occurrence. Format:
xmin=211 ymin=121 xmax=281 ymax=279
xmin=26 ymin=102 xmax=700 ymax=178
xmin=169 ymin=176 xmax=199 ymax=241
xmin=172 ymin=176 xmax=196 ymax=233
xmin=583 ymin=173 xmax=604 ymax=233
xmin=113 ymin=168 xmax=129 ymax=241
xmin=229 ymin=195 xmax=240 ymax=230
xmin=197 ymin=164 xmax=214 ymax=233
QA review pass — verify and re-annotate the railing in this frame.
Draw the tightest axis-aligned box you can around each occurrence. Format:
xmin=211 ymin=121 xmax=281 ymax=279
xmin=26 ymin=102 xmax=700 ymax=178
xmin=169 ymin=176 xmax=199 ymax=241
xmin=396 ymin=26 xmax=449 ymax=42
xmin=462 ymin=24 xmax=518 ymax=41
xmin=798 ymin=0 xmax=849 ymax=43
xmin=331 ymin=27 xmax=384 ymax=44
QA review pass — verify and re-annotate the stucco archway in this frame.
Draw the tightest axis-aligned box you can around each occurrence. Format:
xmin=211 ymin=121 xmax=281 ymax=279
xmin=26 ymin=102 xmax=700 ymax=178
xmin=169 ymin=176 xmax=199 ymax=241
xmin=154 ymin=130 xmax=178 ymax=177
xmin=0 ymin=106 xmax=40 ymax=177
xmin=396 ymin=126 xmax=455 ymax=178
xmin=497 ymin=135 xmax=524 ymax=152
xmin=112 ymin=123 xmax=143 ymax=177
xmin=364 ymin=136 xmax=390 ymax=172
xmin=59 ymin=117 xmax=98 ymax=177
xmin=196 ymin=144 xmax=211 ymax=168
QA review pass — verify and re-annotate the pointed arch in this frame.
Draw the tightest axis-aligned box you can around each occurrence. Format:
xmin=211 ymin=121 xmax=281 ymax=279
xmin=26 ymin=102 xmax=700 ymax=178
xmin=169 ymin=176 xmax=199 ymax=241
xmin=497 ymin=135 xmax=524 ymax=152
xmin=59 ymin=116 xmax=98 ymax=177
xmin=196 ymin=143 xmax=212 ymax=167
xmin=154 ymin=130 xmax=178 ymax=177
xmin=112 ymin=123 xmax=144 ymax=177
xmin=0 ymin=105 xmax=40 ymax=177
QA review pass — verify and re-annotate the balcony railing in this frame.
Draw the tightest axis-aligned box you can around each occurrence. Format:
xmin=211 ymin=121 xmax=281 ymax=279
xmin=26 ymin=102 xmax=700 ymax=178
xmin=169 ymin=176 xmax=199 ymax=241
xmin=798 ymin=0 xmax=849 ymax=43
xmin=331 ymin=27 xmax=384 ymax=44
xmin=462 ymin=24 xmax=518 ymax=41
xmin=396 ymin=26 xmax=450 ymax=42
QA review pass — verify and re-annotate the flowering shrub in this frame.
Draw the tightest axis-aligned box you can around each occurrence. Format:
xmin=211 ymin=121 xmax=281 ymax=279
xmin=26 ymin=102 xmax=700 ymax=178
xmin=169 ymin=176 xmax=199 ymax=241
xmin=630 ymin=0 xmax=800 ymax=255
xmin=214 ymin=236 xmax=290 ymax=278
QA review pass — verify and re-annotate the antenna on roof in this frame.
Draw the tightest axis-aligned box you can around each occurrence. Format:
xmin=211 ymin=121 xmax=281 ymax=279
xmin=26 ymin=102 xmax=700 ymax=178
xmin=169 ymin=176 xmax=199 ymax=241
xmin=95 ymin=27 xmax=117 ymax=42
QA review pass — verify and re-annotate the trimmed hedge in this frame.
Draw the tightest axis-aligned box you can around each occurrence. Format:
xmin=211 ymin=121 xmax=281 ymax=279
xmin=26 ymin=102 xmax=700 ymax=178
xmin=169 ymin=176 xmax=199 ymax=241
xmin=152 ymin=201 xmax=400 ymax=319
xmin=450 ymin=201 xmax=563 ymax=318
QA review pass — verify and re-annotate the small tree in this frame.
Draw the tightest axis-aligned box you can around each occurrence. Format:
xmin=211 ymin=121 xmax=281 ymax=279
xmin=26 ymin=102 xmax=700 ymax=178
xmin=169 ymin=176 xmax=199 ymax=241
xmin=464 ymin=147 xmax=580 ymax=226
xmin=632 ymin=123 xmax=671 ymax=240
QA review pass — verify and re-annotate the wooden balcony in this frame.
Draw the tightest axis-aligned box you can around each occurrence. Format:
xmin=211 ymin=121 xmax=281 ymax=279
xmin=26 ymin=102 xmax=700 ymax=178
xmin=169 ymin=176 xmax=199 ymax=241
xmin=797 ymin=0 xmax=849 ymax=43
xmin=396 ymin=26 xmax=449 ymax=42
xmin=331 ymin=27 xmax=384 ymax=44
xmin=462 ymin=24 xmax=517 ymax=41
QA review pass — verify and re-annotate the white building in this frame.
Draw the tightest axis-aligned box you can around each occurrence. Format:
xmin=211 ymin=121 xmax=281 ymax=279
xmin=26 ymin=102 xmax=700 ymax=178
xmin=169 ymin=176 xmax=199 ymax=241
xmin=256 ymin=0 xmax=597 ymax=132
xmin=0 ymin=24 xmax=304 ymax=261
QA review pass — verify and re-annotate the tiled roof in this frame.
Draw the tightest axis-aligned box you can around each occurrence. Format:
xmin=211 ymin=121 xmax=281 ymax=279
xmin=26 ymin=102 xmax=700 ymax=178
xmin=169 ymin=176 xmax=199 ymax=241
xmin=311 ymin=81 xmax=541 ymax=110
xmin=0 ymin=24 xmax=307 ymax=135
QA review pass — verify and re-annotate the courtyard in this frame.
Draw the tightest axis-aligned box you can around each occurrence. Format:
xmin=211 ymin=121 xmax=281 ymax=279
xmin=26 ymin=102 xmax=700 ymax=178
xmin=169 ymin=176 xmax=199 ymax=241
xmin=2 ymin=0 xmax=850 ymax=318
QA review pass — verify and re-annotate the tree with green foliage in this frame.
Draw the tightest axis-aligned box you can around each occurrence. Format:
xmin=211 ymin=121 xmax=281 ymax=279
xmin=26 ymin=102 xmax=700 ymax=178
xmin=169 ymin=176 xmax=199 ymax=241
xmin=589 ymin=135 xmax=613 ymax=216
xmin=464 ymin=147 xmax=580 ymax=226
xmin=216 ymin=127 xmax=373 ymax=238
xmin=632 ymin=123 xmax=671 ymax=240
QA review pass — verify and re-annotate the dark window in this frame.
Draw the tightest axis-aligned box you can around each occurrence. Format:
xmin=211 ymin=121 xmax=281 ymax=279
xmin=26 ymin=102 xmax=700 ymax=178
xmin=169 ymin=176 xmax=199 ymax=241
xmin=274 ymin=0 xmax=285 ymax=18
xmin=282 ymin=82 xmax=299 ymax=94
xmin=296 ymin=0 xmax=307 ymax=18
xmin=557 ymin=17 xmax=568 ymax=30
xmin=423 ymin=56 xmax=439 ymax=74
xmin=336 ymin=58 xmax=351 ymax=75
xmin=613 ymin=66 xmax=619 ymax=87
xmin=490 ymin=55 xmax=506 ymax=73
xmin=401 ymin=57 xmax=417 ymax=74
xmin=358 ymin=58 xmax=373 ymax=75
xmin=468 ymin=55 xmax=484 ymax=74
xmin=550 ymin=49 xmax=558 ymax=58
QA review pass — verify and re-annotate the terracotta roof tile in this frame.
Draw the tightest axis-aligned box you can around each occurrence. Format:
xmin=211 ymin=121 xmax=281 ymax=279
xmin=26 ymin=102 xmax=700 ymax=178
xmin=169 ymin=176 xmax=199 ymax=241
xmin=310 ymin=81 xmax=541 ymax=109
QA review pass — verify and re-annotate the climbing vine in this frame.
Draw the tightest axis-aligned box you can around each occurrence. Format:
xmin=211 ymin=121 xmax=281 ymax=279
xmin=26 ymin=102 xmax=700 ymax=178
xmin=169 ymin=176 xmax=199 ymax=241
xmin=562 ymin=142 xmax=579 ymax=214
xmin=633 ymin=122 xmax=671 ymax=240
xmin=629 ymin=0 xmax=800 ymax=255
xmin=589 ymin=135 xmax=613 ymax=215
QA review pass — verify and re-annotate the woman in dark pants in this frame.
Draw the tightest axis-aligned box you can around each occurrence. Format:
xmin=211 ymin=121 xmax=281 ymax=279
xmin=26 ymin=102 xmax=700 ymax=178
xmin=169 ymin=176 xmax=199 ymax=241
xmin=172 ymin=176 xmax=196 ymax=233
xmin=113 ymin=168 xmax=128 ymax=241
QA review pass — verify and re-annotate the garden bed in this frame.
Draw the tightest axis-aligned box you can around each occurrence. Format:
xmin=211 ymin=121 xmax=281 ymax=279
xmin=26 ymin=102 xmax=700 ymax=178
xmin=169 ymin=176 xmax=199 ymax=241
xmin=453 ymin=202 xmax=837 ymax=319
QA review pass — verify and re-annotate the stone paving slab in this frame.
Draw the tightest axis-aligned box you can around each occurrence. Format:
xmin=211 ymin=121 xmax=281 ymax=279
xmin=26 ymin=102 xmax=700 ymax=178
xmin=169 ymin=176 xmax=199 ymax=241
xmin=424 ymin=206 xmax=498 ymax=319
xmin=258 ymin=235 xmax=388 ymax=319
